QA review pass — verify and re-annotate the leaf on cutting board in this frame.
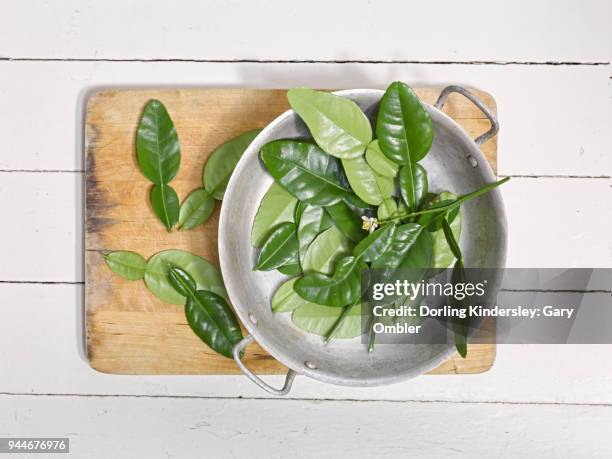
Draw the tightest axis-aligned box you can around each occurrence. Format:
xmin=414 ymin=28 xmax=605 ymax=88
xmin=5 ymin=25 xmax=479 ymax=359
xmin=136 ymin=99 xmax=181 ymax=185
xmin=178 ymin=188 xmax=215 ymax=231
xmin=203 ymin=129 xmax=262 ymax=200
xmin=144 ymin=249 xmax=226 ymax=305
xmin=104 ymin=251 xmax=147 ymax=281
xmin=150 ymin=183 xmax=180 ymax=231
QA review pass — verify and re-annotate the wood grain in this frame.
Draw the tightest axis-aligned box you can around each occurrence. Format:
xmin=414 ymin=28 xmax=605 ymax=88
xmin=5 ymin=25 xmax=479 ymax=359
xmin=85 ymin=88 xmax=497 ymax=375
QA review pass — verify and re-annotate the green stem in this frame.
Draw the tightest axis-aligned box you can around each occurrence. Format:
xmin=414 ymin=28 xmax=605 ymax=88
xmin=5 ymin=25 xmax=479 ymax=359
xmin=368 ymin=318 xmax=376 ymax=353
xmin=324 ymin=300 xmax=359 ymax=345
xmin=377 ymin=177 xmax=510 ymax=224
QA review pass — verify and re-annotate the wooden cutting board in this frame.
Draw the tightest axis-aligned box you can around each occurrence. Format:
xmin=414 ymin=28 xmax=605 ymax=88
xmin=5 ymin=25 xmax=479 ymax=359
xmin=85 ymin=88 xmax=497 ymax=375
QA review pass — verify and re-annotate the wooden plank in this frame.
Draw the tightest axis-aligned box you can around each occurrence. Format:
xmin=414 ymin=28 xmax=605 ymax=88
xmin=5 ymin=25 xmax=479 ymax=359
xmin=1 ymin=173 xmax=609 ymax=283
xmin=4 ymin=284 xmax=612 ymax=403
xmin=1 ymin=395 xmax=611 ymax=457
xmin=84 ymin=88 xmax=497 ymax=375
xmin=1 ymin=0 xmax=609 ymax=62
xmin=1 ymin=62 xmax=609 ymax=176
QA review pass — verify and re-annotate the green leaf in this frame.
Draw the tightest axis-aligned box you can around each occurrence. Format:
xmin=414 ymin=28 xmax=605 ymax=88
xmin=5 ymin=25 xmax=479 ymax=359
xmin=342 ymin=192 xmax=377 ymax=218
xmin=260 ymin=140 xmax=350 ymax=206
xmin=377 ymin=198 xmax=399 ymax=220
xmin=297 ymin=204 xmax=333 ymax=266
xmin=376 ymin=81 xmax=434 ymax=164
xmin=399 ymin=163 xmax=428 ymax=212
xmin=365 ymin=140 xmax=398 ymax=177
xmin=144 ymin=249 xmax=226 ymax=304
xmin=353 ymin=223 xmax=396 ymax=263
xmin=302 ymin=225 xmax=352 ymax=275
xmin=294 ymin=201 xmax=307 ymax=223
xmin=324 ymin=200 xmax=365 ymax=242
xmin=341 ymin=156 xmax=394 ymax=206
xmin=292 ymin=302 xmax=363 ymax=339
xmin=251 ymin=182 xmax=297 ymax=248
xmin=104 ymin=251 xmax=147 ymax=281
xmin=424 ymin=192 xmax=462 ymax=269
xmin=178 ymin=188 xmax=215 ymax=231
xmin=295 ymin=256 xmax=368 ymax=307
xmin=442 ymin=215 xmax=463 ymax=261
xmin=204 ymin=129 xmax=262 ymax=200
xmin=450 ymin=259 xmax=469 ymax=358
xmin=136 ymin=99 xmax=181 ymax=185
xmin=287 ymin=88 xmax=372 ymax=159
xmin=150 ymin=184 xmax=180 ymax=231
xmin=272 ymin=277 xmax=319 ymax=313
xmin=277 ymin=262 xmax=302 ymax=276
xmin=255 ymin=222 xmax=299 ymax=271
xmin=371 ymin=225 xmax=432 ymax=306
xmin=168 ymin=266 xmax=197 ymax=297
xmin=372 ymin=223 xmax=432 ymax=280
xmin=185 ymin=290 xmax=244 ymax=359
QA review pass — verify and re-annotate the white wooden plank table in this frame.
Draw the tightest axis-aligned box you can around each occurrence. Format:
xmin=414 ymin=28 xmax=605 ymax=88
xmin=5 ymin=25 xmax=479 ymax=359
xmin=0 ymin=1 xmax=611 ymax=457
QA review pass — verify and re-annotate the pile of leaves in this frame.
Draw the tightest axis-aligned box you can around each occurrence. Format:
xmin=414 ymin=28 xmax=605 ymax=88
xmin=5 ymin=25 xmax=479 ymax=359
xmin=251 ymin=83 xmax=508 ymax=356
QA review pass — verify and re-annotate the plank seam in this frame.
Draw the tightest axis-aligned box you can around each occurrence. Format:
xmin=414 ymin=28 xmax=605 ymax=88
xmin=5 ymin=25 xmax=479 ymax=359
xmin=0 ymin=57 xmax=609 ymax=66
xmin=1 ymin=170 xmax=609 ymax=179
xmin=0 ymin=392 xmax=610 ymax=407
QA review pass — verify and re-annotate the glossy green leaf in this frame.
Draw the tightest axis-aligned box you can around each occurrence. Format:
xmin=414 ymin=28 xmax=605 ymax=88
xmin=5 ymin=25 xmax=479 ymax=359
xmin=430 ymin=193 xmax=462 ymax=268
xmin=178 ymin=188 xmax=215 ymax=231
xmin=442 ymin=218 xmax=463 ymax=260
xmin=341 ymin=156 xmax=394 ymax=206
xmin=255 ymin=222 xmax=299 ymax=271
xmin=167 ymin=266 xmax=197 ymax=297
xmin=295 ymin=256 xmax=368 ymax=307
xmin=451 ymin=259 xmax=469 ymax=358
xmin=376 ymin=81 xmax=434 ymax=164
xmin=302 ymin=225 xmax=352 ymax=275
xmin=204 ymin=129 xmax=261 ymax=200
xmin=136 ymin=99 xmax=181 ymax=185
xmin=251 ymin=182 xmax=297 ymax=248
xmin=287 ymin=88 xmax=372 ymax=159
xmin=371 ymin=225 xmax=432 ymax=306
xmin=277 ymin=263 xmax=302 ymax=276
xmin=377 ymin=198 xmax=399 ymax=221
xmin=144 ymin=249 xmax=226 ymax=304
xmin=104 ymin=251 xmax=147 ymax=281
xmin=372 ymin=223 xmax=429 ymax=277
xmin=342 ymin=192 xmax=377 ymax=218
xmin=292 ymin=302 xmax=363 ymax=339
xmin=353 ymin=223 xmax=396 ymax=263
xmin=365 ymin=140 xmax=398 ymax=177
xmin=294 ymin=201 xmax=306 ymax=223
xmin=272 ymin=277 xmax=319 ymax=313
xmin=324 ymin=200 xmax=365 ymax=242
xmin=185 ymin=290 xmax=244 ymax=359
xmin=297 ymin=204 xmax=333 ymax=266
xmin=150 ymin=184 xmax=180 ymax=231
xmin=260 ymin=140 xmax=350 ymax=206
xmin=399 ymin=163 xmax=428 ymax=212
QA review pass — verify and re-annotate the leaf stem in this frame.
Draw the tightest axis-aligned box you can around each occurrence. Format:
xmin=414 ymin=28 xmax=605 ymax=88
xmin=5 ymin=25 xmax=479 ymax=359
xmin=377 ymin=177 xmax=510 ymax=224
xmin=324 ymin=300 xmax=358 ymax=345
xmin=368 ymin=317 xmax=376 ymax=353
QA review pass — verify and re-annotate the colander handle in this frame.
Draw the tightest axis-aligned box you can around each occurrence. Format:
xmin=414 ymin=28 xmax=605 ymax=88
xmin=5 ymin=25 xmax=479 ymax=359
xmin=233 ymin=335 xmax=297 ymax=396
xmin=434 ymin=85 xmax=499 ymax=146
